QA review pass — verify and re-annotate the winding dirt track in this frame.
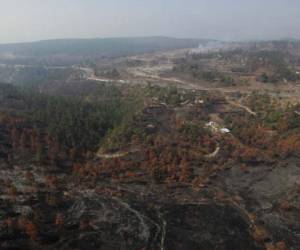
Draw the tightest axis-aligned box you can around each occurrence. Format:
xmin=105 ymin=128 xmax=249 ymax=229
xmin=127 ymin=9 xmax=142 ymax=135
xmin=205 ymin=145 xmax=220 ymax=158
xmin=128 ymin=67 xmax=258 ymax=116
xmin=226 ymin=99 xmax=257 ymax=116
xmin=97 ymin=148 xmax=140 ymax=159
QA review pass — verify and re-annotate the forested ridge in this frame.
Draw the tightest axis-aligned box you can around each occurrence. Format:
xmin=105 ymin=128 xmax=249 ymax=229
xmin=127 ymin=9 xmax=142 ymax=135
xmin=0 ymin=82 xmax=142 ymax=164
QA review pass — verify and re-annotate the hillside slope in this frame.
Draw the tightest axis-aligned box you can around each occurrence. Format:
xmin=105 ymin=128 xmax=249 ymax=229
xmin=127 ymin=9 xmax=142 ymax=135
xmin=0 ymin=37 xmax=206 ymax=58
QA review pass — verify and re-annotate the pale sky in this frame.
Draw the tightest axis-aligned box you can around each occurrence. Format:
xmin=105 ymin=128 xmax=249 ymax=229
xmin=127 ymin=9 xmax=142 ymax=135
xmin=0 ymin=0 xmax=299 ymax=43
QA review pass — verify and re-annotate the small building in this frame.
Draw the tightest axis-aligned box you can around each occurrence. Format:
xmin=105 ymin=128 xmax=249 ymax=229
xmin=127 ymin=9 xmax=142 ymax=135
xmin=220 ymin=128 xmax=230 ymax=134
xmin=205 ymin=121 xmax=230 ymax=134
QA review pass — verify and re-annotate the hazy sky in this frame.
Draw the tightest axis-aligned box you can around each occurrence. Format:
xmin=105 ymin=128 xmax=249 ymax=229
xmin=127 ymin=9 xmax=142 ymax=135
xmin=0 ymin=0 xmax=299 ymax=43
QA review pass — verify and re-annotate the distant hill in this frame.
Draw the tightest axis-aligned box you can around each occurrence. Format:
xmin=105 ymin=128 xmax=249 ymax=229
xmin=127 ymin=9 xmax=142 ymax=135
xmin=0 ymin=37 xmax=209 ymax=58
